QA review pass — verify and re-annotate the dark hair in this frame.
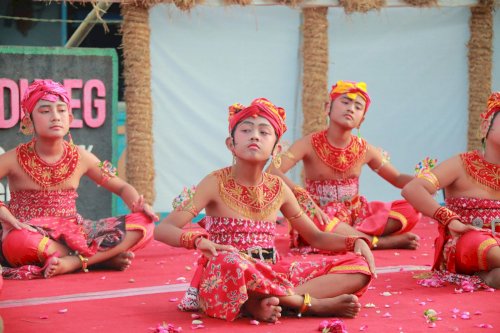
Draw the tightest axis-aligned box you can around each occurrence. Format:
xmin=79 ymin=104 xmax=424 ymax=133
xmin=485 ymin=111 xmax=499 ymax=139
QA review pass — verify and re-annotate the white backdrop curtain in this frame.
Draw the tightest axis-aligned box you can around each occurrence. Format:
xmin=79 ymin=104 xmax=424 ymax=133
xmin=150 ymin=4 xmax=500 ymax=213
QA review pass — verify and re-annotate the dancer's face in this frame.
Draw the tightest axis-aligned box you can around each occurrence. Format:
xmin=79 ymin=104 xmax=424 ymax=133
xmin=328 ymin=93 xmax=366 ymax=129
xmin=31 ymin=98 xmax=72 ymax=139
xmin=229 ymin=116 xmax=277 ymax=163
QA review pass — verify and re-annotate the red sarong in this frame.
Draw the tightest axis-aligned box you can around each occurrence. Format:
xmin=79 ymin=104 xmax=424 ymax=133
xmin=179 ymin=216 xmax=372 ymax=321
xmin=291 ymin=178 xmax=420 ymax=248
xmin=432 ymin=197 xmax=500 ymax=274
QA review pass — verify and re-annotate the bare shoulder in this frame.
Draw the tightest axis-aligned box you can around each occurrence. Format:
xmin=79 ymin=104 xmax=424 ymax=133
xmin=198 ymin=172 xmax=219 ymax=189
xmin=365 ymin=142 xmax=378 ymax=155
xmin=290 ymin=133 xmax=314 ymax=154
xmin=433 ymin=154 xmax=464 ymax=183
xmin=190 ymin=171 xmax=221 ymax=207
xmin=76 ymin=146 xmax=101 ymax=168
xmin=438 ymin=155 xmax=463 ymax=170
xmin=0 ymin=148 xmax=18 ymax=166
xmin=364 ymin=141 xmax=381 ymax=162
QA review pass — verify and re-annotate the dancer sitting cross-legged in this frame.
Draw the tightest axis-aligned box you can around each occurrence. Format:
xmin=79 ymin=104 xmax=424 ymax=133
xmin=154 ymin=97 xmax=376 ymax=322
xmin=0 ymin=79 xmax=158 ymax=280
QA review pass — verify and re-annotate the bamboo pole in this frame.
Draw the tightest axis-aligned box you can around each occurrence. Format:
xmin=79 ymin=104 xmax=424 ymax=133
xmin=121 ymin=3 xmax=156 ymax=204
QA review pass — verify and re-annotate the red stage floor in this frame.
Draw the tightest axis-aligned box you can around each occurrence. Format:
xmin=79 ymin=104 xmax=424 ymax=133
xmin=1 ymin=218 xmax=498 ymax=333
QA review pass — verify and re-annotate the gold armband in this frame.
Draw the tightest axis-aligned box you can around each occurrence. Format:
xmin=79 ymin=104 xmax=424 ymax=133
xmin=373 ymin=148 xmax=391 ymax=173
xmin=292 ymin=186 xmax=317 ymax=218
xmin=172 ymin=186 xmax=199 ymax=217
xmin=417 ymin=171 xmax=441 ymax=191
xmin=98 ymin=160 xmax=117 ymax=186
xmin=414 ymin=157 xmax=439 ymax=191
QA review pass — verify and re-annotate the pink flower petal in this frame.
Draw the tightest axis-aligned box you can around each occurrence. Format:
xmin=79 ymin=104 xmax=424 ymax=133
xmin=475 ymin=324 xmax=493 ymax=329
xmin=58 ymin=308 xmax=68 ymax=314
xmin=250 ymin=320 xmax=260 ymax=325
xmin=359 ymin=325 xmax=368 ymax=331
xmin=191 ymin=324 xmax=205 ymax=329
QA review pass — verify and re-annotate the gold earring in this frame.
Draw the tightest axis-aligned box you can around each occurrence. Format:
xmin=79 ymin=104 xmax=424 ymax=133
xmin=20 ymin=117 xmax=33 ymax=136
xmin=272 ymin=154 xmax=282 ymax=169
xmin=67 ymin=130 xmax=74 ymax=145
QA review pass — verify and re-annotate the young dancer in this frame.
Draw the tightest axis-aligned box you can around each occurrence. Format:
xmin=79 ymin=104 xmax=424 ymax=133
xmin=154 ymin=97 xmax=376 ymax=322
xmin=0 ymin=79 xmax=158 ymax=279
xmin=402 ymin=92 xmax=500 ymax=289
xmin=270 ymin=81 xmax=420 ymax=251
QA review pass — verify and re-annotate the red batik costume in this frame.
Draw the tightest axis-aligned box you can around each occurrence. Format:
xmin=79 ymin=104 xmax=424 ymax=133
xmin=176 ymin=99 xmax=372 ymax=321
xmin=0 ymin=80 xmax=154 ymax=280
xmin=291 ymin=82 xmax=420 ymax=248
xmin=433 ymin=93 xmax=500 ymax=275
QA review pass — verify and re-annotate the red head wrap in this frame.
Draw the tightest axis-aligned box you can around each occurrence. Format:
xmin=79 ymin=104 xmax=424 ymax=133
xmin=480 ymin=92 xmax=500 ymax=139
xmin=228 ymin=98 xmax=287 ymax=139
xmin=329 ymin=80 xmax=371 ymax=113
xmin=21 ymin=80 xmax=70 ymax=120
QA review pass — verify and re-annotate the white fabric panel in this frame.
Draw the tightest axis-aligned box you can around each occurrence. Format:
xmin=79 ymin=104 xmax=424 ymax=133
xmin=329 ymin=7 xmax=470 ymax=202
xmin=150 ymin=5 xmax=492 ymax=212
xmin=150 ymin=5 xmax=301 ymax=212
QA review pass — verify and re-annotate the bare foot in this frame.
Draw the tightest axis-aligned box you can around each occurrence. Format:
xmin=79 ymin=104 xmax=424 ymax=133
xmin=377 ymin=233 xmax=420 ymax=250
xmin=477 ymin=268 xmax=500 ymax=289
xmin=44 ymin=256 xmax=81 ymax=278
xmin=307 ymin=294 xmax=361 ymax=318
xmin=94 ymin=251 xmax=135 ymax=271
xmin=244 ymin=296 xmax=282 ymax=323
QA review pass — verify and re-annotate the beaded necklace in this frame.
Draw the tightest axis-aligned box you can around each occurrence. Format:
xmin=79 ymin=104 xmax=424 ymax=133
xmin=216 ymin=167 xmax=283 ymax=220
xmin=311 ymin=130 xmax=367 ymax=174
xmin=461 ymin=151 xmax=500 ymax=191
xmin=17 ymin=140 xmax=79 ymax=188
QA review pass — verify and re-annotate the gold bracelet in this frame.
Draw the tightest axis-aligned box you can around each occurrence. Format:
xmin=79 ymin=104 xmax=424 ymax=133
xmin=297 ymin=293 xmax=312 ymax=318
xmin=371 ymin=236 xmax=379 ymax=248
xmin=180 ymin=230 xmax=208 ymax=249
xmin=78 ymin=254 xmax=89 ymax=273
xmin=433 ymin=206 xmax=459 ymax=227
